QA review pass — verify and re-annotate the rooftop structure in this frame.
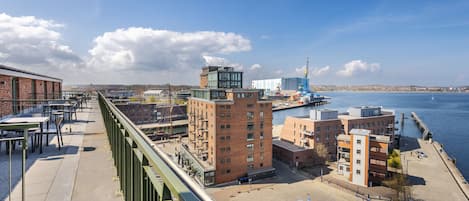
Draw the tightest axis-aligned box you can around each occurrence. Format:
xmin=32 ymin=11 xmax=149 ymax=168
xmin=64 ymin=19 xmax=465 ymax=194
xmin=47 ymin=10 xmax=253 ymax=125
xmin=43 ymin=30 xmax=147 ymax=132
xmin=199 ymin=66 xmax=243 ymax=89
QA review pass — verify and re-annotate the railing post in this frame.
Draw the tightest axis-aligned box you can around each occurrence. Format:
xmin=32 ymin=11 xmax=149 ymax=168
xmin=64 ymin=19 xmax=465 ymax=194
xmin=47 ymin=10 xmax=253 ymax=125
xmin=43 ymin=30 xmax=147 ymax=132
xmin=22 ymin=128 xmax=28 ymax=201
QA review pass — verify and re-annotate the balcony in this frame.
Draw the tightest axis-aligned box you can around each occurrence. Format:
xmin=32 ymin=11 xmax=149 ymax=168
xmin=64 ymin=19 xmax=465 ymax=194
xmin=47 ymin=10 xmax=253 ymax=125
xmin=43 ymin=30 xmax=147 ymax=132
xmin=0 ymin=93 xmax=211 ymax=201
xmin=301 ymin=130 xmax=314 ymax=137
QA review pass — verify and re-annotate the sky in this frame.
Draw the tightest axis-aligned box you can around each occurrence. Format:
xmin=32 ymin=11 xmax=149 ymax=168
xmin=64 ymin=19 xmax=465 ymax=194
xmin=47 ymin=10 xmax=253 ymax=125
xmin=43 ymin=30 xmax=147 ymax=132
xmin=1 ymin=0 xmax=468 ymax=86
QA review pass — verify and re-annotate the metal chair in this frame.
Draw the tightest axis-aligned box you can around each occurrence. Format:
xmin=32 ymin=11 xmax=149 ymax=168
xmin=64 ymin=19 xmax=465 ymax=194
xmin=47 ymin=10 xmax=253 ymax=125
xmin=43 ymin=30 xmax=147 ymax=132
xmin=38 ymin=116 xmax=64 ymax=150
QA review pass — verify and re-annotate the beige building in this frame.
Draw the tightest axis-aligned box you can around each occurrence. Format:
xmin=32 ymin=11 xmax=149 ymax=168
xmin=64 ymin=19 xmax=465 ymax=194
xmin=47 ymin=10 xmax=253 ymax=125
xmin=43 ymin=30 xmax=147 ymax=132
xmin=337 ymin=129 xmax=390 ymax=187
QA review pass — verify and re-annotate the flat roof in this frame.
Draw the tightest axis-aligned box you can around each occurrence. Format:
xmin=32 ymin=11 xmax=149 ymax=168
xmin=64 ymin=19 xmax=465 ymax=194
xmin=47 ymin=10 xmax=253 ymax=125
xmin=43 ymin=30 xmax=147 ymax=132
xmin=338 ymin=113 xmax=394 ymax=120
xmin=350 ymin=129 xmax=371 ymax=136
xmin=137 ymin=120 xmax=188 ymax=129
xmin=0 ymin=64 xmax=62 ymax=82
xmin=272 ymin=139 xmax=308 ymax=152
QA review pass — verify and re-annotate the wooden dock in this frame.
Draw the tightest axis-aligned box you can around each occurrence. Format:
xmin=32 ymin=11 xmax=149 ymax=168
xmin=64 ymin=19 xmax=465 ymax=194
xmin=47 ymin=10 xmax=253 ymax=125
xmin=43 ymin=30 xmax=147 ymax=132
xmin=410 ymin=112 xmax=433 ymax=140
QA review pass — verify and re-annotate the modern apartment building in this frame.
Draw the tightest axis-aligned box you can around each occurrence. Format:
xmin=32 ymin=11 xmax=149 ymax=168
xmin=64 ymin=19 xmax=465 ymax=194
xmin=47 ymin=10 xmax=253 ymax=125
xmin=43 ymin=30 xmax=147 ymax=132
xmin=0 ymin=65 xmax=62 ymax=118
xmin=337 ymin=129 xmax=390 ymax=187
xmin=279 ymin=109 xmax=342 ymax=161
xmin=185 ymin=66 xmax=273 ymax=185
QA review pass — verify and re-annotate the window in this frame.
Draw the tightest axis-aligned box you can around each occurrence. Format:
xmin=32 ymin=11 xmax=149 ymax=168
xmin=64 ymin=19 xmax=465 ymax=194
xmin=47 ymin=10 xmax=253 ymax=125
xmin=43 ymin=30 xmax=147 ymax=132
xmin=247 ymin=133 xmax=254 ymax=141
xmin=247 ymin=164 xmax=254 ymax=169
xmin=226 ymin=169 xmax=231 ymax=174
xmin=247 ymin=122 xmax=254 ymax=130
xmin=246 ymin=143 xmax=254 ymax=151
xmin=316 ymin=127 xmax=321 ymax=132
xmin=247 ymin=154 xmax=254 ymax=162
xmin=356 ymin=159 xmax=361 ymax=164
xmin=226 ymin=124 xmax=231 ymax=129
xmin=220 ymin=136 xmax=225 ymax=141
xmin=260 ymin=163 xmax=263 ymax=167
xmin=260 ymin=142 xmax=264 ymax=148
xmin=260 ymin=122 xmax=264 ymax=129
xmin=356 ymin=170 xmax=361 ymax=175
xmin=356 ymin=149 xmax=361 ymax=154
xmin=260 ymin=152 xmax=264 ymax=160
xmin=260 ymin=132 xmax=264 ymax=139
xmin=260 ymin=112 xmax=264 ymax=121
xmin=247 ymin=104 xmax=254 ymax=108
xmin=357 ymin=139 xmax=361 ymax=144
xmin=226 ymin=136 xmax=231 ymax=140
xmin=226 ymin=147 xmax=231 ymax=152
xmin=226 ymin=158 xmax=231 ymax=163
xmin=247 ymin=112 xmax=254 ymax=120
xmin=221 ymin=125 xmax=225 ymax=129
xmin=220 ymin=159 xmax=225 ymax=164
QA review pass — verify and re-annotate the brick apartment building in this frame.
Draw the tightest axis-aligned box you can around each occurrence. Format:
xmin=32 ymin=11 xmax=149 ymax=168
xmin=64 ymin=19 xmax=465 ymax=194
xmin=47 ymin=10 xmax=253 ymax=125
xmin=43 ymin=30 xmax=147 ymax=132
xmin=279 ymin=109 xmax=342 ymax=163
xmin=0 ymin=65 xmax=62 ymax=117
xmin=337 ymin=129 xmax=390 ymax=187
xmin=276 ymin=106 xmax=395 ymax=170
xmin=184 ymin=66 xmax=274 ymax=185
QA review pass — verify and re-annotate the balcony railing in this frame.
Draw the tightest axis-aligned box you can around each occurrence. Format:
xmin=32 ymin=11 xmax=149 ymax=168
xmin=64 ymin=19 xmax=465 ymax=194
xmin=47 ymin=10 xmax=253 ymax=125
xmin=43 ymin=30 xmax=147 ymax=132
xmin=98 ymin=92 xmax=211 ymax=201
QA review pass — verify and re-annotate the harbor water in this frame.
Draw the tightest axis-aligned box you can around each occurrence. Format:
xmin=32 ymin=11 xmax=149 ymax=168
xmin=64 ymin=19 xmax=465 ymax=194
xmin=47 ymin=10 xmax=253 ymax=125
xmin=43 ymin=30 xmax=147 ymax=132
xmin=273 ymin=92 xmax=469 ymax=180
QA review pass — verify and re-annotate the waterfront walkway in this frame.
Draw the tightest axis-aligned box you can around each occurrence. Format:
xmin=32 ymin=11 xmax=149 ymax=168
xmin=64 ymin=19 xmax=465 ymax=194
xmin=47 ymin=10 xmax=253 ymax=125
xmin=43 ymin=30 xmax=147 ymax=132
xmin=0 ymin=99 xmax=122 ymax=201
xmin=401 ymin=136 xmax=468 ymax=201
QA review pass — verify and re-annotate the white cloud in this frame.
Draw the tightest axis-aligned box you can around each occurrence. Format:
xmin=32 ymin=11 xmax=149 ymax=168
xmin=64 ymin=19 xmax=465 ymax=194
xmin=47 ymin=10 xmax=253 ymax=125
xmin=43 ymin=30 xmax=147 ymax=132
xmin=311 ymin=66 xmax=330 ymax=76
xmin=203 ymin=56 xmax=244 ymax=71
xmin=337 ymin=60 xmax=380 ymax=77
xmin=0 ymin=13 xmax=82 ymax=69
xmin=87 ymin=27 xmax=251 ymax=71
xmin=250 ymin=63 xmax=262 ymax=70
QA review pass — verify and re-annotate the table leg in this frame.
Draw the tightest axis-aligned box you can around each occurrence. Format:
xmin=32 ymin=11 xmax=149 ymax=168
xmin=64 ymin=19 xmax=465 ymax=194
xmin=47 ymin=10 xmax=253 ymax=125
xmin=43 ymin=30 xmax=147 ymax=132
xmin=40 ymin=123 xmax=43 ymax=154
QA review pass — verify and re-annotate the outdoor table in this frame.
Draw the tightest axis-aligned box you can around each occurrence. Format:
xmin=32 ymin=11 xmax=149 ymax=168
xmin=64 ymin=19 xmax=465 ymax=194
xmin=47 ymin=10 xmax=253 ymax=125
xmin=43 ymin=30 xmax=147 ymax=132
xmin=0 ymin=117 xmax=50 ymax=154
xmin=44 ymin=103 xmax=74 ymax=120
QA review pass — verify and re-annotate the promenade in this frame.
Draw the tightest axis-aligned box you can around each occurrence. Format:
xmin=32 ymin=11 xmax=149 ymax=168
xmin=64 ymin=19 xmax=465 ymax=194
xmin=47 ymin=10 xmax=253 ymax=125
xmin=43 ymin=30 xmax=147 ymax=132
xmin=0 ymin=99 xmax=122 ymax=201
xmin=401 ymin=136 xmax=468 ymax=201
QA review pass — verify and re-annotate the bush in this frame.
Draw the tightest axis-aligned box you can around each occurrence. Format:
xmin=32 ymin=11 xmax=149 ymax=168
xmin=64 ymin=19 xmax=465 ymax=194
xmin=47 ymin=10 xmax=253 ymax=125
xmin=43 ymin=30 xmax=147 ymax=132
xmin=388 ymin=150 xmax=402 ymax=169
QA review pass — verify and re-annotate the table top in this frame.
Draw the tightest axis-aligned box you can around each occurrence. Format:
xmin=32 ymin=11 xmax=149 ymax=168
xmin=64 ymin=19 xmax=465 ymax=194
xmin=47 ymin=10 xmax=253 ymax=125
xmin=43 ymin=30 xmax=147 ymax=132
xmin=46 ymin=103 xmax=74 ymax=107
xmin=1 ymin=117 xmax=50 ymax=123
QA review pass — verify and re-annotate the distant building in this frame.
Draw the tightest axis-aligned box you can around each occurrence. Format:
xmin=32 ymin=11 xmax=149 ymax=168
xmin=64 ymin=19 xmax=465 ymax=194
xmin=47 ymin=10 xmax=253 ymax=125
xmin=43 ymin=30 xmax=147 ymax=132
xmin=183 ymin=66 xmax=274 ymax=185
xmin=337 ymin=129 xmax=390 ymax=187
xmin=0 ymin=65 xmax=62 ymax=118
xmin=143 ymin=90 xmax=164 ymax=98
xmin=251 ymin=77 xmax=306 ymax=95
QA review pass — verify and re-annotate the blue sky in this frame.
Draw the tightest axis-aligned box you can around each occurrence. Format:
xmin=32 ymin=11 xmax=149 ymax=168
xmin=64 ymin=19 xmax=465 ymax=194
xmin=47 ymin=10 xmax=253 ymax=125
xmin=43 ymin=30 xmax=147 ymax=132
xmin=1 ymin=0 xmax=468 ymax=86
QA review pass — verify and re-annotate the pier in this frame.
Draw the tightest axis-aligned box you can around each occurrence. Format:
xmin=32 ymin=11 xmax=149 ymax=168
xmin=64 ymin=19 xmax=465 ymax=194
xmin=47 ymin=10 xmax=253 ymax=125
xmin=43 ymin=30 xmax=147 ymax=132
xmin=410 ymin=112 xmax=433 ymax=140
xmin=272 ymin=100 xmax=328 ymax=112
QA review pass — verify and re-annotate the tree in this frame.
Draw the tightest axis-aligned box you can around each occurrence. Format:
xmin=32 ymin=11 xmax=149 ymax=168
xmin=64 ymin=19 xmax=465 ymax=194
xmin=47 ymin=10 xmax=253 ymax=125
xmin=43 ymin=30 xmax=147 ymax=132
xmin=313 ymin=143 xmax=328 ymax=165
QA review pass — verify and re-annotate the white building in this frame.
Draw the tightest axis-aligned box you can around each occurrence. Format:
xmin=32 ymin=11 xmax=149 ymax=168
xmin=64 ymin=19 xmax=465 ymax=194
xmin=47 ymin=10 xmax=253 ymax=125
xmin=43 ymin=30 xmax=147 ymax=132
xmin=251 ymin=77 xmax=306 ymax=95
xmin=143 ymin=90 xmax=165 ymax=100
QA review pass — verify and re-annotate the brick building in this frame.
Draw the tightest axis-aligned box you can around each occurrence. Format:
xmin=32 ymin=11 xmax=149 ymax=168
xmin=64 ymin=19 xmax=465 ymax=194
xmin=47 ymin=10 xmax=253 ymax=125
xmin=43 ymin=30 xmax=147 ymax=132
xmin=0 ymin=65 xmax=62 ymax=118
xmin=337 ymin=129 xmax=390 ymax=186
xmin=183 ymin=66 xmax=273 ymax=185
xmin=279 ymin=109 xmax=342 ymax=161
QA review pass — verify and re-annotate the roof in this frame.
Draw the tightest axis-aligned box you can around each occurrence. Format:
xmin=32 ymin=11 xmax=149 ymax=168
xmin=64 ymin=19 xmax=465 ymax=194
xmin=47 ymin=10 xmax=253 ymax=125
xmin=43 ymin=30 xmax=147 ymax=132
xmin=0 ymin=64 xmax=62 ymax=82
xmin=272 ymin=139 xmax=309 ymax=152
xmin=143 ymin=90 xmax=163 ymax=94
xmin=350 ymin=129 xmax=371 ymax=136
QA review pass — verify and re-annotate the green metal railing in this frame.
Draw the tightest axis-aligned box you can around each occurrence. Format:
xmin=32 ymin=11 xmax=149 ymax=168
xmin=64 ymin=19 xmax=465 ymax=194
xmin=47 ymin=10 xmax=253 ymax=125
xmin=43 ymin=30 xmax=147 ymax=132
xmin=98 ymin=93 xmax=211 ymax=201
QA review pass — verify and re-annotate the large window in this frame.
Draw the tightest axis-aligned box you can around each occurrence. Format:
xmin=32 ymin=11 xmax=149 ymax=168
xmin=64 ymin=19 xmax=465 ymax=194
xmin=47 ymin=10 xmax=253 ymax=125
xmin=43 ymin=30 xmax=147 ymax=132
xmin=247 ymin=154 xmax=254 ymax=162
xmin=247 ymin=122 xmax=254 ymax=130
xmin=246 ymin=143 xmax=254 ymax=151
xmin=247 ymin=133 xmax=254 ymax=141
xmin=247 ymin=112 xmax=254 ymax=120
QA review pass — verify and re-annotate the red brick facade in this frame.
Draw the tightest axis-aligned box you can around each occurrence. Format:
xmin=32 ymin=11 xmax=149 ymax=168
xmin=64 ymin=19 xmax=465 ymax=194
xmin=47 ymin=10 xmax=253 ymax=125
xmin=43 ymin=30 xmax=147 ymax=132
xmin=0 ymin=65 xmax=62 ymax=117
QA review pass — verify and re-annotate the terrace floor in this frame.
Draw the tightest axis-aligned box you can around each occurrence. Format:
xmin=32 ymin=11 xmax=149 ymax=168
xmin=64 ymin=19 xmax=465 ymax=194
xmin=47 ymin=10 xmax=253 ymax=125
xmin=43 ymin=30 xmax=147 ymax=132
xmin=0 ymin=99 xmax=122 ymax=201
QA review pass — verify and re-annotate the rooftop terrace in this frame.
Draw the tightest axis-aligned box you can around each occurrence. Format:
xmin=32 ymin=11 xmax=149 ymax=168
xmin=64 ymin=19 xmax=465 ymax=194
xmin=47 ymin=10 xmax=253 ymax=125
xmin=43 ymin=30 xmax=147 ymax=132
xmin=0 ymin=93 xmax=211 ymax=201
